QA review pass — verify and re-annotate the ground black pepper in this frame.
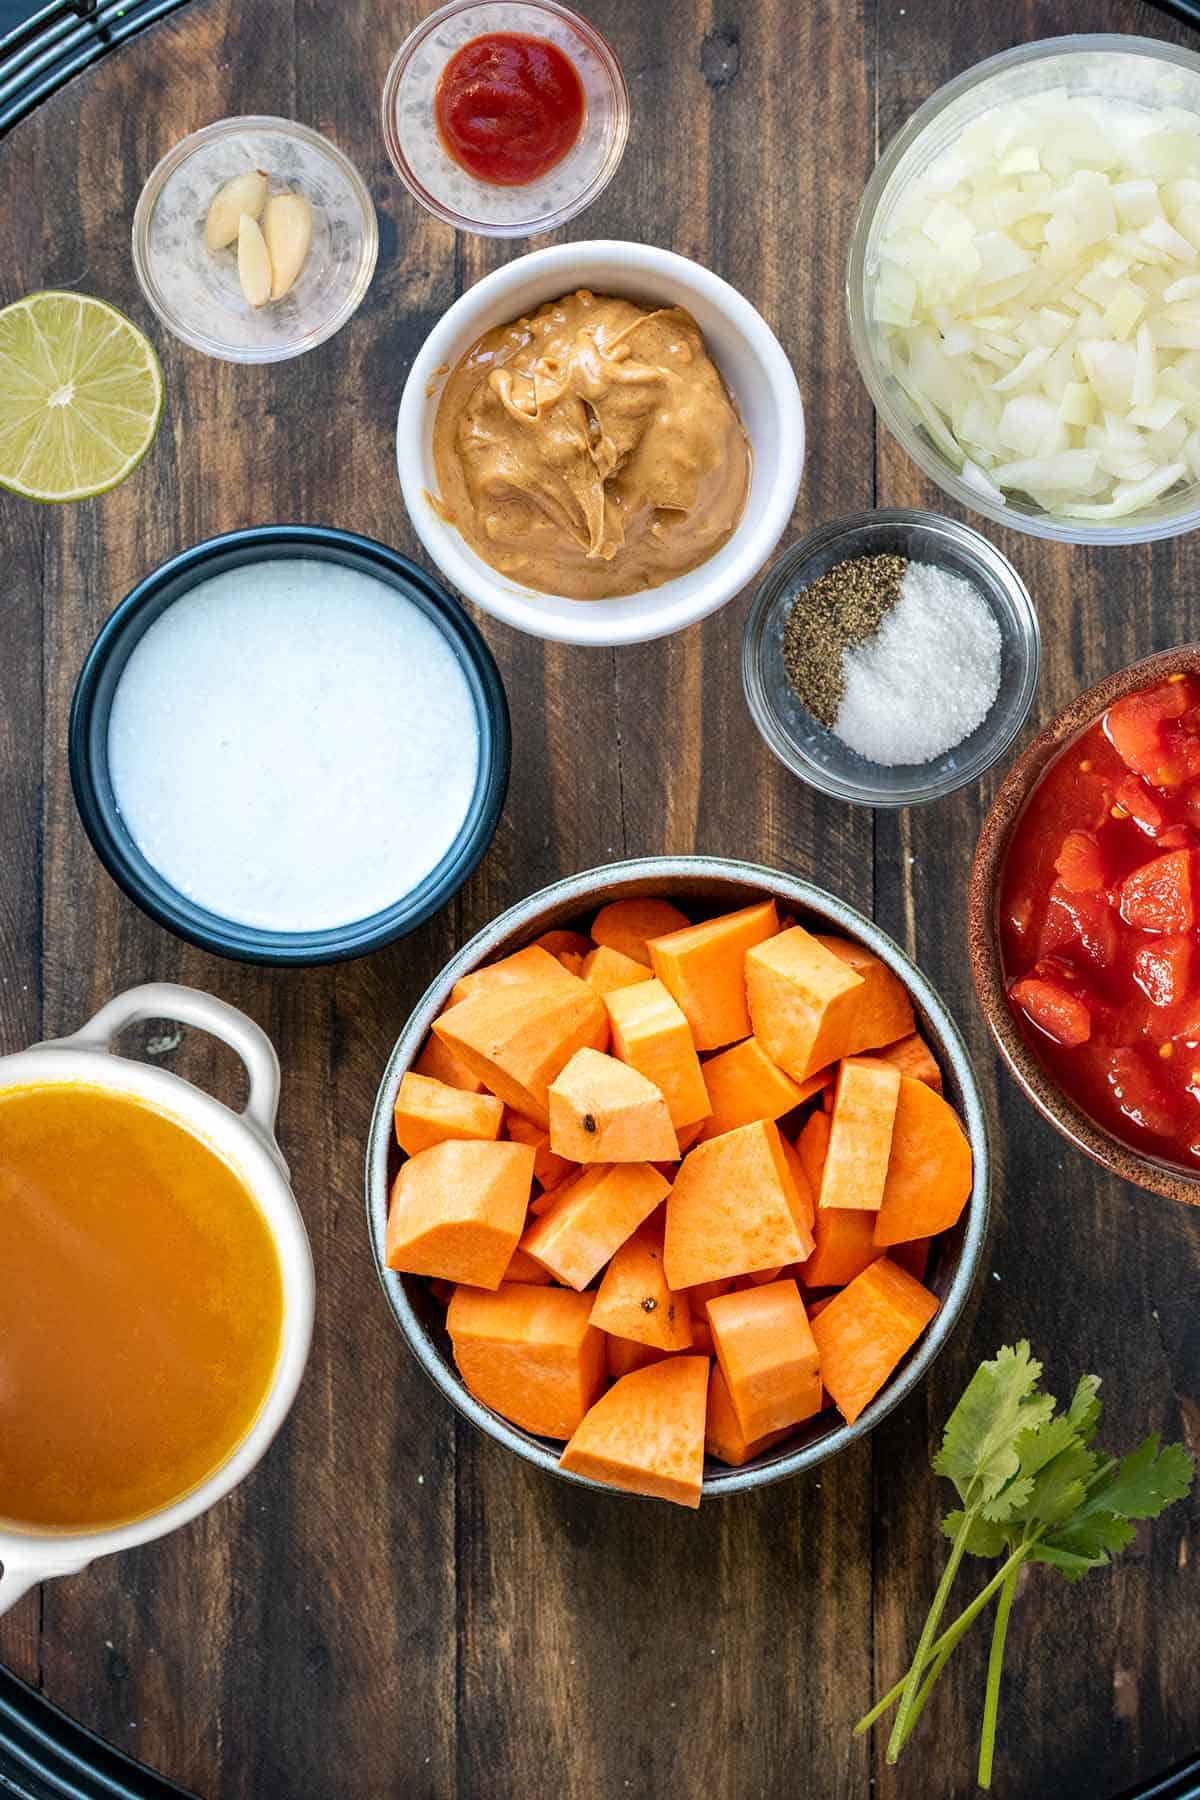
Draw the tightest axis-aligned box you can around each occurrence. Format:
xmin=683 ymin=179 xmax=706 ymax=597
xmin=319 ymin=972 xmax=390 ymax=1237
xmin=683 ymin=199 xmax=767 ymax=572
xmin=781 ymin=554 xmax=907 ymax=726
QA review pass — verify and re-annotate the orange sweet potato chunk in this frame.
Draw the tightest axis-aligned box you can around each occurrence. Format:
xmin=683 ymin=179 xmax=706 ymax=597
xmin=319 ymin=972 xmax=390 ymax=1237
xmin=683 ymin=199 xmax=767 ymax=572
xmin=521 ymin=1162 xmax=670 ymax=1290
xmin=548 ymin=1048 xmax=678 ymax=1164
xmin=385 ymin=1140 xmax=534 ymax=1288
xmin=393 ymin=1072 xmax=504 ymax=1158
xmin=801 ymin=1207 xmax=880 ymax=1290
xmin=447 ymin=1283 xmax=606 ymax=1439
xmin=867 ymin=1031 xmax=943 ymax=1094
xmin=433 ymin=970 xmax=606 ymax=1128
xmin=591 ymin=897 xmax=691 ymax=967
xmin=778 ymin=1135 xmax=816 ymax=1233
xmin=815 ymin=937 xmax=916 ymax=1054
xmin=590 ymin=1217 xmax=692 ymax=1351
xmin=891 ymin=1236 xmax=932 ymax=1282
xmin=663 ymin=1119 xmax=814 ymax=1291
xmin=818 ymin=1057 xmax=901 ymax=1213
xmin=533 ymin=930 xmax=593 ymax=962
xmin=450 ymin=943 xmax=579 ymax=1007
xmin=605 ymin=1335 xmax=668 ymax=1380
xmin=794 ymin=1109 xmax=830 ymax=1195
xmin=501 ymin=1246 xmax=553 ymax=1284
xmin=605 ymin=978 xmax=710 ymax=1131
xmin=706 ymin=1279 xmax=822 ymax=1440
xmin=873 ymin=1076 xmax=973 ymax=1248
xmin=505 ymin=1112 xmax=575 ymax=1194
xmin=747 ymin=928 xmax=912 ymax=1081
xmin=705 ymin=1361 xmax=793 ymax=1467
xmin=414 ymin=1033 xmax=485 ymax=1094
xmin=745 ymin=928 xmax=867 ymax=1080
xmin=810 ymin=1256 xmax=939 ymax=1424
xmin=698 ymin=1036 xmax=804 ymax=1141
xmin=648 ymin=901 xmax=779 ymax=1051
xmin=582 ymin=944 xmax=656 ymax=998
xmin=560 ymin=1355 xmax=709 ymax=1507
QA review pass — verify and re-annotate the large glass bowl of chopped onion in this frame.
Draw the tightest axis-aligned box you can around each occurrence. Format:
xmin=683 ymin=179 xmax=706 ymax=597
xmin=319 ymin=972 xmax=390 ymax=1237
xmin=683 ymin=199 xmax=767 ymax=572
xmin=848 ymin=35 xmax=1200 ymax=543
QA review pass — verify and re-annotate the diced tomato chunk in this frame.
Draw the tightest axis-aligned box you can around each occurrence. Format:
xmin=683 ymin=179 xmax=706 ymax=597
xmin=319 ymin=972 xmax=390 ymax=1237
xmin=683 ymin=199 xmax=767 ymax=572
xmin=1157 ymin=825 xmax=1197 ymax=852
xmin=1037 ymin=880 xmax=1118 ymax=969
xmin=1133 ymin=934 xmax=1195 ymax=1008
xmin=1116 ymin=773 xmax=1166 ymax=836
xmin=1010 ymin=975 xmax=1092 ymax=1048
xmin=1117 ymin=850 xmax=1196 ymax=934
xmin=1053 ymin=829 xmax=1105 ymax=893
xmin=1101 ymin=1047 xmax=1176 ymax=1138
xmin=1106 ymin=682 xmax=1197 ymax=789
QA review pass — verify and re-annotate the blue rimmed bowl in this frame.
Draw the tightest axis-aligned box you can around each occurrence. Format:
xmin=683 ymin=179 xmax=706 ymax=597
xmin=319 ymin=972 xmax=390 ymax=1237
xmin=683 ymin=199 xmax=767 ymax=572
xmin=69 ymin=525 xmax=511 ymax=966
xmin=366 ymin=856 xmax=991 ymax=1499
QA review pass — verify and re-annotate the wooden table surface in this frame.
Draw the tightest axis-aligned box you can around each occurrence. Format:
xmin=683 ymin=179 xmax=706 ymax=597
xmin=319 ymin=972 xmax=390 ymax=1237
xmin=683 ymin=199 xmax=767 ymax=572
xmin=2 ymin=1 xmax=1199 ymax=1796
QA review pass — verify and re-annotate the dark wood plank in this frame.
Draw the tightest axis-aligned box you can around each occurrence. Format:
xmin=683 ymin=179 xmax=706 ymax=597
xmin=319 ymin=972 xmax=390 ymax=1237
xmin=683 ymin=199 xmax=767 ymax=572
xmin=0 ymin=0 xmax=1197 ymax=1795
xmin=871 ymin=5 xmax=1200 ymax=1797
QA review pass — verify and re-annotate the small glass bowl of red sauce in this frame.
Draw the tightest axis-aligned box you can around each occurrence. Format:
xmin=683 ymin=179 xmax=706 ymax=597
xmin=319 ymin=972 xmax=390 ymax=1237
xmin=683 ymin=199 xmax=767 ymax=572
xmin=382 ymin=0 xmax=629 ymax=237
xmin=971 ymin=647 xmax=1200 ymax=1202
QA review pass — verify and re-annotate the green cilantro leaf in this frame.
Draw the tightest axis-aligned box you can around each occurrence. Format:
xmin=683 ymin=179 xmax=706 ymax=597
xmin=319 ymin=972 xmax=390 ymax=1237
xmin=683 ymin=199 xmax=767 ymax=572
xmin=941 ymin=1510 xmax=1011 ymax=1557
xmin=858 ymin=1344 xmax=1195 ymax=1794
xmin=932 ymin=1340 xmax=1053 ymax=1506
xmin=1025 ymin=1445 xmax=1099 ymax=1527
xmin=1086 ymin=1435 xmax=1195 ymax=1521
xmin=1064 ymin=1373 xmax=1102 ymax=1446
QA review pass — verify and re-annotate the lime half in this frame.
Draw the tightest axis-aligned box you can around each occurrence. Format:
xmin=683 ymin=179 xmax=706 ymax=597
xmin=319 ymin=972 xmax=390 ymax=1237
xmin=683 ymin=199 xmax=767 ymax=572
xmin=0 ymin=291 xmax=164 ymax=503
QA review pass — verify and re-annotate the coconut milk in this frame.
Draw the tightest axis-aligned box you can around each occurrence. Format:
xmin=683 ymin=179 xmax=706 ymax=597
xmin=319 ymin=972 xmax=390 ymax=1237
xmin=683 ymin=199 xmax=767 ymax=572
xmin=108 ymin=558 xmax=480 ymax=932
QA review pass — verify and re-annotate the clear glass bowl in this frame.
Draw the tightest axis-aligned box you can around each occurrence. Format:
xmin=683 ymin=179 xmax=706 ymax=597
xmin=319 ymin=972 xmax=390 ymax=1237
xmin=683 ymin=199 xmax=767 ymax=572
xmin=742 ymin=510 xmax=1041 ymax=807
xmin=132 ymin=117 xmax=378 ymax=364
xmin=382 ymin=0 xmax=629 ymax=237
xmin=847 ymin=35 xmax=1200 ymax=546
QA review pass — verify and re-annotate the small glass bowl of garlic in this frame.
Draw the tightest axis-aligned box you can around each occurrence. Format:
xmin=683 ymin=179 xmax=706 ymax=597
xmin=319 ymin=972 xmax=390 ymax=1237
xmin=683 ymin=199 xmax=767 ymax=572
xmin=133 ymin=116 xmax=378 ymax=363
xmin=849 ymin=35 xmax=1200 ymax=544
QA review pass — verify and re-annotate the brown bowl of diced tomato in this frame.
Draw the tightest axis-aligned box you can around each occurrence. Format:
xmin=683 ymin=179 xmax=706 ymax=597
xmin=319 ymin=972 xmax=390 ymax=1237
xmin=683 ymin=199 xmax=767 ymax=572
xmin=366 ymin=857 xmax=989 ymax=1507
xmin=970 ymin=648 xmax=1200 ymax=1205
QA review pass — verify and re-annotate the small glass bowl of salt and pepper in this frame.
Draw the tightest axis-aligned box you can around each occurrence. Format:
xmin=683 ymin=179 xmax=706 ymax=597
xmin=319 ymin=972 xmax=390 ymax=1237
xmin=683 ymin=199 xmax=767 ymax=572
xmin=741 ymin=509 xmax=1041 ymax=807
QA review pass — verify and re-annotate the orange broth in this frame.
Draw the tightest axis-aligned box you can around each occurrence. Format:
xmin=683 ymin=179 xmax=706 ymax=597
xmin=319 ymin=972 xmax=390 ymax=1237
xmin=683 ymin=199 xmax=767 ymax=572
xmin=0 ymin=1083 xmax=284 ymax=1531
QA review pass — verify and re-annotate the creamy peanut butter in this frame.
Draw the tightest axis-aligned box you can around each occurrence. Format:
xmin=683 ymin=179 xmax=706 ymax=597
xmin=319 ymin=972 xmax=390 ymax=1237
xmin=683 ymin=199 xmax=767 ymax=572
xmin=430 ymin=290 xmax=752 ymax=600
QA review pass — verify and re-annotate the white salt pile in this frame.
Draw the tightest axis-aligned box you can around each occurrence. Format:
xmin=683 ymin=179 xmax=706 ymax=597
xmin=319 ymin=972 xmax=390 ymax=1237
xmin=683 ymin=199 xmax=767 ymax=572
xmin=833 ymin=561 xmax=1001 ymax=766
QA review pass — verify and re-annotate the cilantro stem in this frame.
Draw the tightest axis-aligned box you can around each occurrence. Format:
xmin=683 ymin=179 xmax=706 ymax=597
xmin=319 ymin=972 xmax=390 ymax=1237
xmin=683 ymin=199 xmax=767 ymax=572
xmin=885 ymin=1502 xmax=978 ymax=1762
xmin=978 ymin=1560 xmax=1020 ymax=1790
xmin=855 ymin=1542 xmax=1032 ymax=1739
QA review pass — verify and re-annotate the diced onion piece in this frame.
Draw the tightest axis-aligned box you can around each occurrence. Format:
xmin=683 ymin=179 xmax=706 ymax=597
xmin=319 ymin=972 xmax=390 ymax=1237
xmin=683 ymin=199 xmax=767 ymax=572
xmin=990 ymin=345 xmax=1052 ymax=392
xmin=1059 ymin=461 xmax=1188 ymax=517
xmin=991 ymin=449 xmax=1101 ymax=490
xmin=872 ymin=90 xmax=1200 ymax=519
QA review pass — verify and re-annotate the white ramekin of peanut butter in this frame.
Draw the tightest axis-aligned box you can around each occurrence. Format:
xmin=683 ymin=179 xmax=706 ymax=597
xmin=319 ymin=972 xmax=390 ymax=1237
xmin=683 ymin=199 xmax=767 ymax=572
xmin=397 ymin=242 xmax=805 ymax=648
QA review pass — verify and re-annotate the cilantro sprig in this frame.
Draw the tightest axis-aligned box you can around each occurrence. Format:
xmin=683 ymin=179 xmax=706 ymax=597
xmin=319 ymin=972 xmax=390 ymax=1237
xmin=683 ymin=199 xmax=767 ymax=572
xmin=854 ymin=1342 xmax=1194 ymax=1789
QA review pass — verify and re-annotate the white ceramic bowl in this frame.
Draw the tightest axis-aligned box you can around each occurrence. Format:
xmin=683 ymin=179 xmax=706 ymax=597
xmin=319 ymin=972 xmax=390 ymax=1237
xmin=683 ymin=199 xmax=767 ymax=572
xmin=0 ymin=983 xmax=314 ymax=1616
xmin=396 ymin=241 xmax=805 ymax=646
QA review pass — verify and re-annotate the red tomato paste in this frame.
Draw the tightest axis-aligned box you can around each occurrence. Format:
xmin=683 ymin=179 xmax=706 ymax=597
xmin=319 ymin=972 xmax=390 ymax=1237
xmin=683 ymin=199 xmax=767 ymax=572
xmin=434 ymin=32 xmax=585 ymax=187
xmin=1000 ymin=672 xmax=1200 ymax=1165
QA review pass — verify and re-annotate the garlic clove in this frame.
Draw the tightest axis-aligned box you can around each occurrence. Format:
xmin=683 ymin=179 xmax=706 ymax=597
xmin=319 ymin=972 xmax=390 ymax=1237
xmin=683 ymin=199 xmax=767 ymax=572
xmin=263 ymin=192 xmax=313 ymax=301
xmin=206 ymin=169 xmax=268 ymax=251
xmin=237 ymin=212 xmax=273 ymax=309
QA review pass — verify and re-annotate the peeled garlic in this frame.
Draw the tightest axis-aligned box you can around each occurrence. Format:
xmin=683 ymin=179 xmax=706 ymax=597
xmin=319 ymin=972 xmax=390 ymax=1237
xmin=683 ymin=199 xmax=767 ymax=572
xmin=205 ymin=169 xmax=267 ymax=251
xmin=263 ymin=192 xmax=312 ymax=300
xmin=237 ymin=213 xmax=273 ymax=309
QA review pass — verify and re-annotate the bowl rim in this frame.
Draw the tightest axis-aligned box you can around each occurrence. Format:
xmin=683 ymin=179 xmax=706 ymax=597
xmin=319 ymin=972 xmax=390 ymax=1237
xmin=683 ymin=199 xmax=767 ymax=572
xmin=365 ymin=854 xmax=992 ymax=1499
xmin=395 ymin=239 xmax=806 ymax=647
xmin=380 ymin=0 xmax=631 ymax=238
xmin=741 ymin=506 xmax=1042 ymax=807
xmin=131 ymin=114 xmax=379 ymax=365
xmin=968 ymin=645 xmax=1200 ymax=1205
xmin=68 ymin=524 xmax=511 ymax=967
xmin=846 ymin=33 xmax=1200 ymax=547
